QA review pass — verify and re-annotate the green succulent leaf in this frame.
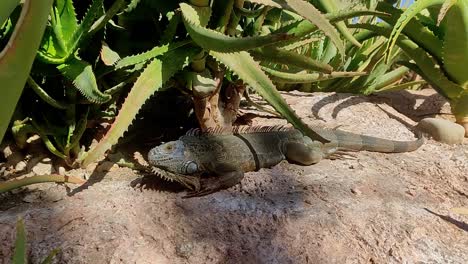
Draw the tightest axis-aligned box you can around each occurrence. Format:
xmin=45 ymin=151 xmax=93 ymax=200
xmin=114 ymin=40 xmax=192 ymax=70
xmin=54 ymin=0 xmax=78 ymax=42
xmin=100 ymin=42 xmax=121 ymax=66
xmin=57 ymin=56 xmax=111 ymax=103
xmin=210 ymin=50 xmax=329 ymax=143
xmin=384 ymin=0 xmax=445 ymax=63
xmin=80 ymin=45 xmax=201 ymax=167
xmin=262 ymin=67 xmax=366 ymax=83
xmin=351 ymin=23 xmax=464 ymax=100
xmin=0 ymin=0 xmax=54 ymax=143
xmin=12 ymin=218 xmax=27 ymax=264
xmin=313 ymin=0 xmax=361 ymax=48
xmin=442 ymin=0 xmax=468 ymax=87
xmin=247 ymin=0 xmax=345 ymax=57
xmin=67 ymin=0 xmax=104 ymax=55
xmin=0 ymin=0 xmax=19 ymax=26
xmin=362 ymin=66 xmax=409 ymax=95
xmin=27 ymin=77 xmax=68 ymax=109
xmin=180 ymin=3 xmax=291 ymax=52
xmin=376 ymin=1 xmax=443 ymax=62
xmin=251 ymin=47 xmax=334 ymax=73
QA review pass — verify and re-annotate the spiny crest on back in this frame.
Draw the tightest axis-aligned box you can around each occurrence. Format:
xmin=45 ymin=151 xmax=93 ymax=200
xmin=185 ymin=125 xmax=293 ymax=136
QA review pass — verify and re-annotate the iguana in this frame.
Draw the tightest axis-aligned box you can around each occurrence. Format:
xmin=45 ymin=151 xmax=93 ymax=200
xmin=147 ymin=126 xmax=423 ymax=197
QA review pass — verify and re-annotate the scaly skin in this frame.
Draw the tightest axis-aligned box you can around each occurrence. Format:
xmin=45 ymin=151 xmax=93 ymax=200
xmin=148 ymin=126 xmax=423 ymax=197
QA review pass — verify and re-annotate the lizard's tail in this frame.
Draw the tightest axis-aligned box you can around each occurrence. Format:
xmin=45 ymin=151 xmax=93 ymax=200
xmin=329 ymin=129 xmax=424 ymax=153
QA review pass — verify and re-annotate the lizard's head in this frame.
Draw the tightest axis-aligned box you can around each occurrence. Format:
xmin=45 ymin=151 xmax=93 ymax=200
xmin=148 ymin=140 xmax=200 ymax=175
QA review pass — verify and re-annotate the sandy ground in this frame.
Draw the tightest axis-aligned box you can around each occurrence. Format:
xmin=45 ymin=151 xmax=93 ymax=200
xmin=0 ymin=90 xmax=467 ymax=263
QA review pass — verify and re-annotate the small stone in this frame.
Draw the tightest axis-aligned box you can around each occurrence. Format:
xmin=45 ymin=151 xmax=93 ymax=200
xmin=32 ymin=161 xmax=54 ymax=175
xmin=175 ymin=242 xmax=193 ymax=258
xmin=351 ymin=187 xmax=362 ymax=195
xmin=15 ymin=161 xmax=27 ymax=172
xmin=2 ymin=145 xmax=13 ymax=158
xmin=58 ymin=166 xmax=66 ymax=175
xmin=417 ymin=118 xmax=465 ymax=144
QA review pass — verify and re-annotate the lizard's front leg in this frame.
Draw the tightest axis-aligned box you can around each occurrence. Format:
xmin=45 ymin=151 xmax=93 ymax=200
xmin=184 ymin=163 xmax=244 ymax=198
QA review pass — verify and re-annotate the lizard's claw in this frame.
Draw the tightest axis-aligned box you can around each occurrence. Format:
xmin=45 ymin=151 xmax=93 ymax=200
xmin=182 ymin=170 xmax=243 ymax=198
xmin=182 ymin=178 xmax=223 ymax=198
xmin=327 ymin=149 xmax=358 ymax=160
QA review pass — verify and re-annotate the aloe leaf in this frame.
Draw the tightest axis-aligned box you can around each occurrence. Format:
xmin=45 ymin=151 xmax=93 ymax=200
xmin=362 ymin=66 xmax=409 ymax=95
xmin=180 ymin=3 xmax=291 ymax=52
xmin=374 ymin=80 xmax=427 ymax=93
xmin=27 ymin=77 xmax=68 ymax=109
xmin=66 ymin=0 xmax=104 ymax=55
xmin=210 ymin=50 xmax=329 ymax=143
xmin=262 ymin=67 xmax=366 ymax=83
xmin=350 ymin=23 xmax=464 ymax=100
xmin=0 ymin=0 xmax=19 ymax=26
xmin=100 ymin=42 xmax=120 ymax=66
xmin=452 ymin=90 xmax=468 ymax=117
xmin=247 ymin=0 xmax=345 ymax=57
xmin=314 ymin=0 xmax=362 ymax=48
xmin=57 ymin=57 xmax=111 ymax=103
xmin=376 ymin=1 xmax=443 ymax=62
xmin=80 ymin=46 xmax=201 ymax=167
xmin=0 ymin=174 xmax=85 ymax=194
xmin=275 ymin=9 xmax=388 ymax=37
xmin=114 ymin=40 xmax=191 ymax=70
xmin=30 ymin=118 xmax=68 ymax=159
xmin=384 ymin=0 xmax=445 ymax=63
xmin=161 ymin=11 xmax=181 ymax=44
xmin=54 ymin=0 xmax=78 ymax=42
xmin=12 ymin=218 xmax=27 ymax=264
xmin=251 ymin=47 xmax=333 ymax=73
xmin=442 ymin=0 xmax=468 ymax=86
xmin=0 ymin=0 xmax=54 ymax=143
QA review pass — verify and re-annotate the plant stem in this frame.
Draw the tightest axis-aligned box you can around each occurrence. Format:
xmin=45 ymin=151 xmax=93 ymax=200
xmin=0 ymin=174 xmax=85 ymax=193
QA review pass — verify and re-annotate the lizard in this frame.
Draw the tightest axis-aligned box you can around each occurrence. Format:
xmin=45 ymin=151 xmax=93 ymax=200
xmin=147 ymin=125 xmax=423 ymax=197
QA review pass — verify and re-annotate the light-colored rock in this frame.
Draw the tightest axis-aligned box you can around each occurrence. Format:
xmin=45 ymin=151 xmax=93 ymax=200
xmin=58 ymin=166 xmax=67 ymax=175
xmin=417 ymin=118 xmax=465 ymax=144
xmin=32 ymin=161 xmax=54 ymax=175
xmin=14 ymin=161 xmax=27 ymax=172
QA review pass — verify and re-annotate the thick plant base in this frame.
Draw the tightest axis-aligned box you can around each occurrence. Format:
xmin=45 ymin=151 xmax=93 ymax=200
xmin=455 ymin=116 xmax=468 ymax=137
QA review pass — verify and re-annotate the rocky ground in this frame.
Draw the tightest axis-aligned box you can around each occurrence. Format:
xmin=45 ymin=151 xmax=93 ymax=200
xmin=0 ymin=89 xmax=467 ymax=263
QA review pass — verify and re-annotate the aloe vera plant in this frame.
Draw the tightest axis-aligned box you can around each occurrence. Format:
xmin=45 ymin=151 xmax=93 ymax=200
xmin=353 ymin=0 xmax=468 ymax=136
xmin=4 ymin=0 xmax=442 ymax=172
xmin=80 ymin=0 xmax=381 ymax=166
xmin=4 ymin=0 xmax=130 ymax=164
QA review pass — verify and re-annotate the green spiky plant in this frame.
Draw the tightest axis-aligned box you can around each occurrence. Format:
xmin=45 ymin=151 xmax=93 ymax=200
xmin=261 ymin=0 xmax=426 ymax=95
xmin=11 ymin=218 xmax=60 ymax=264
xmin=350 ymin=0 xmax=468 ymax=136
xmin=78 ymin=0 xmax=389 ymax=167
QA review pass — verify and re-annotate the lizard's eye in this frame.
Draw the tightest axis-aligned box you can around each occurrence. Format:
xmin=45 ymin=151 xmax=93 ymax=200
xmin=165 ymin=144 xmax=174 ymax=151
